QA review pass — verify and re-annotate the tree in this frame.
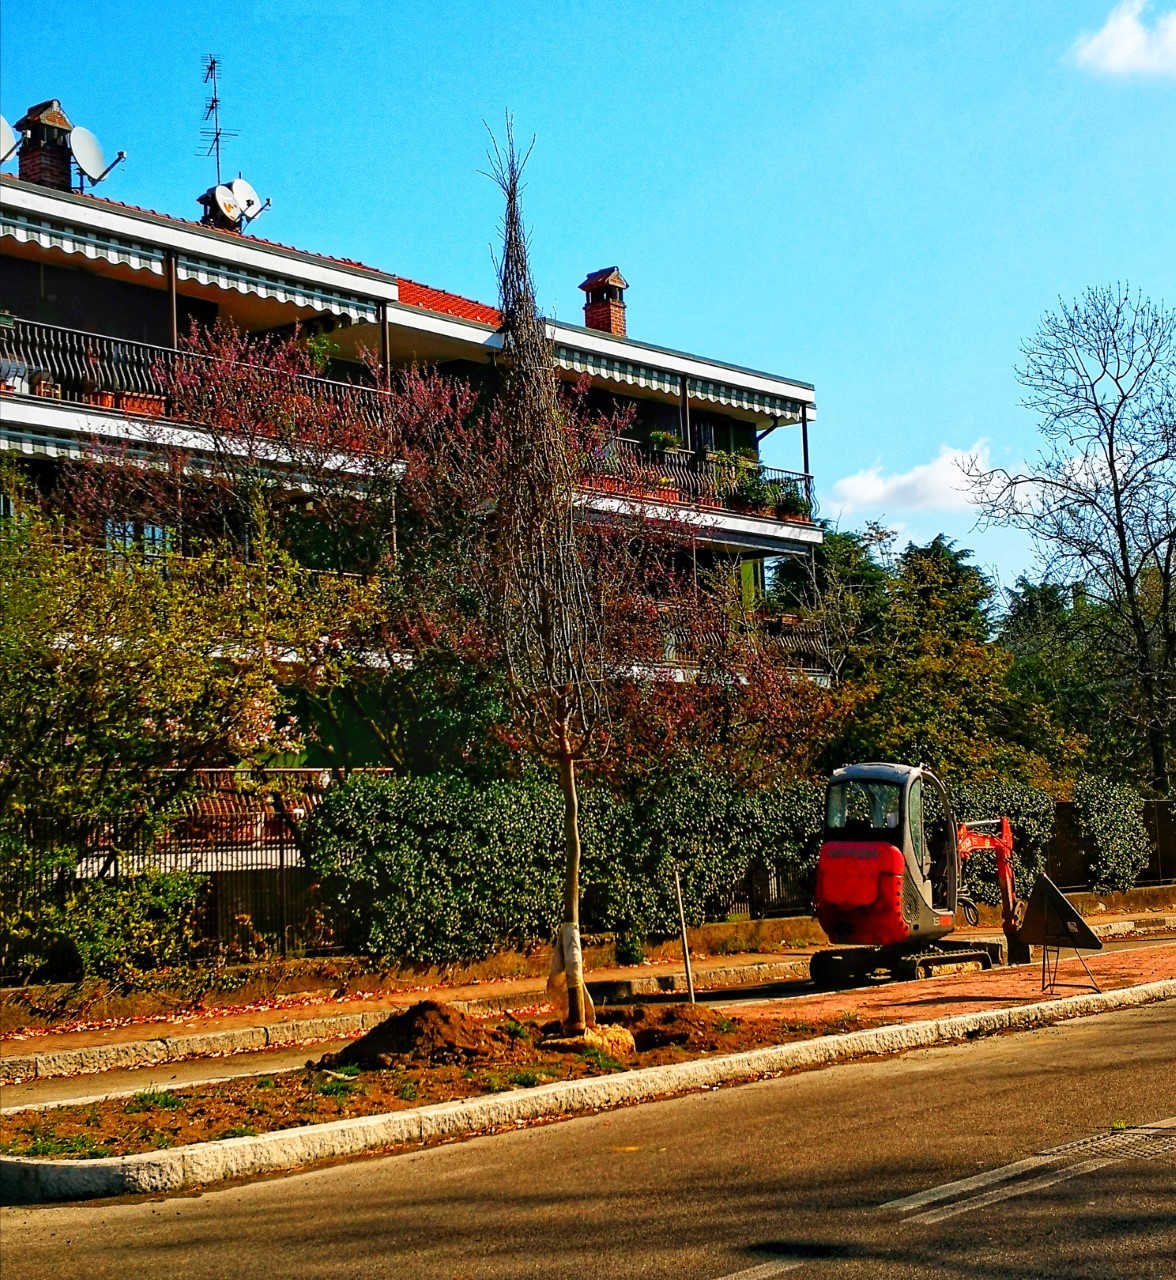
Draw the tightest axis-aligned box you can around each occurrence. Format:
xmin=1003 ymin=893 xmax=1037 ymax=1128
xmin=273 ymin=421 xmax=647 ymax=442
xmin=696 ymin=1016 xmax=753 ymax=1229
xmin=0 ymin=490 xmax=360 ymax=829
xmin=820 ymin=535 xmax=1080 ymax=785
xmin=967 ymin=285 xmax=1176 ymax=794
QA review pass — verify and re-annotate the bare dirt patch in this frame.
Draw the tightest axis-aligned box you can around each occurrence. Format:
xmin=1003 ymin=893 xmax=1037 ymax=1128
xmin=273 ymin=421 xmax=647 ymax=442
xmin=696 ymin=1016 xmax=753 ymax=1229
xmin=0 ymin=1001 xmax=878 ymax=1160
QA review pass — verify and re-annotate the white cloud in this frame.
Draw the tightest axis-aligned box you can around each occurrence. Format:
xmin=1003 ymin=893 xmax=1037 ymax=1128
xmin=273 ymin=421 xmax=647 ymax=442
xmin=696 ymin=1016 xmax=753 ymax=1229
xmin=826 ymin=442 xmax=988 ymax=517
xmin=1071 ymin=1 xmax=1176 ymax=77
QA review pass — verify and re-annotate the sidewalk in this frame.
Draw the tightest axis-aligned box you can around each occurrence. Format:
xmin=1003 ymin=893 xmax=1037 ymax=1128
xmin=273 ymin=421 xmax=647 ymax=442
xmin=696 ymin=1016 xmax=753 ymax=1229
xmin=2 ymin=914 xmax=1172 ymax=1090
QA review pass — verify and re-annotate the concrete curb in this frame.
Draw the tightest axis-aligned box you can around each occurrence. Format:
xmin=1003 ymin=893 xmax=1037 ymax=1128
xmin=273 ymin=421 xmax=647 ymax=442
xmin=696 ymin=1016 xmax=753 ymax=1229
xmin=0 ymin=961 xmax=812 ymax=1085
xmin=4 ymin=978 xmax=1173 ymax=1204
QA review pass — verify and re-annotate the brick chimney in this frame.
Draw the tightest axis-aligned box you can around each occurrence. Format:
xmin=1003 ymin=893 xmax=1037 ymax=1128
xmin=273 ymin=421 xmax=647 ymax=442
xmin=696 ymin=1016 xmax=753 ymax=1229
xmin=579 ymin=267 xmax=628 ymax=337
xmin=15 ymin=99 xmax=74 ymax=192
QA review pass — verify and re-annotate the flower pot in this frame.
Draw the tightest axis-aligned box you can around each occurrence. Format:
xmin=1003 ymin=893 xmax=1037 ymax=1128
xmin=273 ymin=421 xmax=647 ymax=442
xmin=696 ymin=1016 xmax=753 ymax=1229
xmin=84 ymin=391 xmax=116 ymax=409
xmin=116 ymin=391 xmax=166 ymax=416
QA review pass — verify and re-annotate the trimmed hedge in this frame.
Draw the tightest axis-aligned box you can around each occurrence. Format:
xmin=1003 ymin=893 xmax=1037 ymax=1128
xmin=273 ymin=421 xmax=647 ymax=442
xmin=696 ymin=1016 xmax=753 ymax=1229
xmin=306 ymin=769 xmax=825 ymax=965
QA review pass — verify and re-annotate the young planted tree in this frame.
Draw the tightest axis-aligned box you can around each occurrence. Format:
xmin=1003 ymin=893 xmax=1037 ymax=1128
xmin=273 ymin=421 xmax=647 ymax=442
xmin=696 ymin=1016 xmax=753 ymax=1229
xmin=967 ymin=285 xmax=1176 ymax=793
xmin=483 ymin=130 xmax=617 ymax=1032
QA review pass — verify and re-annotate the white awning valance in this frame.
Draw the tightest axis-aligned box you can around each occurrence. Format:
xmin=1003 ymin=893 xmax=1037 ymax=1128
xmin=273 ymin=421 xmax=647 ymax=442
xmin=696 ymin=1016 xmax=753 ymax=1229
xmin=1 ymin=208 xmax=166 ymax=274
xmin=1 ymin=210 xmax=379 ymax=323
xmin=554 ymin=342 xmax=804 ymax=420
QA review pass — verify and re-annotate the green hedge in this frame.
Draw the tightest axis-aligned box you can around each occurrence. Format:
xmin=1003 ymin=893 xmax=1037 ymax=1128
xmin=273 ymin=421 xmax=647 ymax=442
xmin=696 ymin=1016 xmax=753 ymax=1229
xmin=306 ymin=769 xmax=825 ymax=965
xmin=0 ymin=866 xmax=203 ymax=984
xmin=1073 ymin=776 xmax=1152 ymax=893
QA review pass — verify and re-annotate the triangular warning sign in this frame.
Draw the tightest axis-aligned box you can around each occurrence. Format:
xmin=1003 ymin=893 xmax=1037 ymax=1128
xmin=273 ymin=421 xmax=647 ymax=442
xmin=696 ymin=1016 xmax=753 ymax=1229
xmin=1016 ymin=874 xmax=1103 ymax=951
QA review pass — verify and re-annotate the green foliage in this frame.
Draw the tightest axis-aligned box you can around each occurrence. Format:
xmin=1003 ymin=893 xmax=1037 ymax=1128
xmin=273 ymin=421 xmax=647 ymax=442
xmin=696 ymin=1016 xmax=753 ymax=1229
xmin=306 ymin=772 xmax=564 ymax=963
xmin=1072 ymin=776 xmax=1152 ymax=893
xmin=43 ymin=873 xmax=203 ymax=985
xmin=306 ymin=769 xmax=826 ymax=965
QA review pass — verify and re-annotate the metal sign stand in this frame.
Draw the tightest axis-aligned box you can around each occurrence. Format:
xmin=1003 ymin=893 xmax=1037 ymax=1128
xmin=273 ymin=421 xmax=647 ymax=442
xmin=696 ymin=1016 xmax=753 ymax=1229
xmin=1018 ymin=873 xmax=1103 ymax=995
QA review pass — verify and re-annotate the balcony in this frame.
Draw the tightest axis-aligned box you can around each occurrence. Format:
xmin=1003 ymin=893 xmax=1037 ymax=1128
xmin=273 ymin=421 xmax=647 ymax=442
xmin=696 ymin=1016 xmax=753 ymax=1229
xmin=0 ymin=317 xmax=819 ymax=552
xmin=589 ymin=436 xmax=813 ymax=524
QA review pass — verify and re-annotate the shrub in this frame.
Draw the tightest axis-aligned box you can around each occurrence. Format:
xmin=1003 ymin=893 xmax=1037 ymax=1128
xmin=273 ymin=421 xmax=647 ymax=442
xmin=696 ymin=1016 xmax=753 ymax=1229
xmin=306 ymin=772 xmax=565 ymax=964
xmin=1072 ymin=776 xmax=1152 ymax=893
xmin=306 ymin=768 xmax=827 ymax=965
xmin=0 ymin=862 xmax=203 ymax=984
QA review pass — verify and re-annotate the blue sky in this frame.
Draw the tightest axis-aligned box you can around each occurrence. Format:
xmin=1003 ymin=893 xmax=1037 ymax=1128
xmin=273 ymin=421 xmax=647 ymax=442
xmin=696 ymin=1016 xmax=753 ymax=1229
xmin=3 ymin=2 xmax=1174 ymax=589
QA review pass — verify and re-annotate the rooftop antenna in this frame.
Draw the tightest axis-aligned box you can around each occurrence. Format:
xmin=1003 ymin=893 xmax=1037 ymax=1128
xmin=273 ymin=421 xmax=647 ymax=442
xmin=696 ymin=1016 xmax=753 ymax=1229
xmin=200 ymin=54 xmax=236 ymax=186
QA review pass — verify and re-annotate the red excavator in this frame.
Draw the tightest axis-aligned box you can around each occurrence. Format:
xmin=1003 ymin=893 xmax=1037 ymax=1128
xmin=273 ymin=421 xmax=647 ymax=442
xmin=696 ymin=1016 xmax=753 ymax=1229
xmin=811 ymin=762 xmax=1032 ymax=987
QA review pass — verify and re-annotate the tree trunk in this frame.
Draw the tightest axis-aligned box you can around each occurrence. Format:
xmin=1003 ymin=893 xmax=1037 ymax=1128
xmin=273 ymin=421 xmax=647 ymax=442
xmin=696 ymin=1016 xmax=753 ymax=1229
xmin=557 ymin=748 xmax=588 ymax=1034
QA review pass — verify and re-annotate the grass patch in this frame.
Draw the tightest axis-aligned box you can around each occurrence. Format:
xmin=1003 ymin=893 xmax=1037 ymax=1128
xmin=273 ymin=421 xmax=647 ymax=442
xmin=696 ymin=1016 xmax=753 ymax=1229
xmin=2 ymin=1123 xmax=108 ymax=1159
xmin=315 ymin=1078 xmax=354 ymax=1099
xmin=124 ymin=1089 xmax=185 ymax=1114
xmin=253 ymin=1076 xmax=276 ymax=1090
xmin=219 ymin=1126 xmax=257 ymax=1139
xmin=502 ymin=1019 xmax=531 ymax=1041
xmin=581 ymin=1045 xmax=623 ymax=1072
xmin=397 ymin=1080 xmax=419 ymax=1102
xmin=508 ymin=1069 xmax=544 ymax=1088
xmin=482 ymin=1073 xmax=508 ymax=1093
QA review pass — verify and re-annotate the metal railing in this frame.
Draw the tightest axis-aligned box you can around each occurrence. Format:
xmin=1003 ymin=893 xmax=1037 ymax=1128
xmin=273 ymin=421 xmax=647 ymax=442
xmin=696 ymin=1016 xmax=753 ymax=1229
xmin=0 ymin=316 xmax=390 ymax=432
xmin=1 ymin=317 xmax=815 ymax=521
xmin=588 ymin=437 xmax=814 ymax=520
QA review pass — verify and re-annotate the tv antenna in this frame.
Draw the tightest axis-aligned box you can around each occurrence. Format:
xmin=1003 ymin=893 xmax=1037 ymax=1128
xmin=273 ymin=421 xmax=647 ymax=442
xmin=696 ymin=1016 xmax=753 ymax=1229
xmin=200 ymin=54 xmax=237 ymax=186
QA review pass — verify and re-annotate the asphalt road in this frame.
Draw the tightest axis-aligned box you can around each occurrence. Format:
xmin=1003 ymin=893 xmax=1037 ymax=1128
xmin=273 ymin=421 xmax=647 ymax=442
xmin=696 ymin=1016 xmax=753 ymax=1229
xmin=4 ymin=1000 xmax=1174 ymax=1280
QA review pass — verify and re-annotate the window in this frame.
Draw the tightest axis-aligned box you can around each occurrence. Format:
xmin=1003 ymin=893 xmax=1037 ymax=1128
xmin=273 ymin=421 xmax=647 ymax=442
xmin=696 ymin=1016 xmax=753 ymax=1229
xmin=826 ymin=780 xmax=902 ymax=839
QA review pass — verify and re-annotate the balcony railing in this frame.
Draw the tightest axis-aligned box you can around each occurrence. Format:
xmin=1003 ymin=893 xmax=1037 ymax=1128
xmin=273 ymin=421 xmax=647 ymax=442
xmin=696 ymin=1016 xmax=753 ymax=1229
xmin=588 ymin=437 xmax=814 ymax=521
xmin=1 ymin=317 xmax=815 ymax=524
xmin=0 ymin=316 xmax=389 ymax=431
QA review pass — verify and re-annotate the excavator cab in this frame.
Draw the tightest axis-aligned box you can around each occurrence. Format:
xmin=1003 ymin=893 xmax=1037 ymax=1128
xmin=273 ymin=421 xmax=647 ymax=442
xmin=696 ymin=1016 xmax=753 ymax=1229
xmin=812 ymin=761 xmax=1028 ymax=987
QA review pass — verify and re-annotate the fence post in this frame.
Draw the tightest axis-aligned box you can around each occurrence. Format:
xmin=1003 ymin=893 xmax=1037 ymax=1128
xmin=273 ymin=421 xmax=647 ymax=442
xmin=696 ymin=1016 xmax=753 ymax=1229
xmin=278 ymin=823 xmax=288 ymax=960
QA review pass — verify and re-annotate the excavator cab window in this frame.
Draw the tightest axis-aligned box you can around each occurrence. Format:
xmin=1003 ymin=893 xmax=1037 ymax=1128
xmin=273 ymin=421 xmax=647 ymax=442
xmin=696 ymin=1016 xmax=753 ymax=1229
xmin=826 ymin=780 xmax=902 ymax=840
xmin=909 ymin=778 xmax=927 ymax=874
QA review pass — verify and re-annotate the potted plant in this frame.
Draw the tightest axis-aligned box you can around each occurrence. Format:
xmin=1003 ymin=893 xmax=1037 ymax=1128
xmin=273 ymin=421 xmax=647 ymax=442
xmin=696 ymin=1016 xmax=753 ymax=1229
xmin=774 ymin=485 xmax=813 ymax=521
xmin=647 ymin=430 xmax=681 ymax=454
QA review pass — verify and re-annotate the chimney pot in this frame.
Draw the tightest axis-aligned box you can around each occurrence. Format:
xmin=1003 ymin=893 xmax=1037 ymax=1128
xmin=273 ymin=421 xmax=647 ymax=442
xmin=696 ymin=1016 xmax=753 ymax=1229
xmin=578 ymin=266 xmax=628 ymax=337
xmin=15 ymin=99 xmax=75 ymax=192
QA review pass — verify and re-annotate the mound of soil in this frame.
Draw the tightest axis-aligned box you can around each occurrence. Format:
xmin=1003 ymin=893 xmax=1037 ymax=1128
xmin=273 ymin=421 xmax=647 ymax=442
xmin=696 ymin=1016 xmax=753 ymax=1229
xmin=598 ymin=1003 xmax=741 ymax=1053
xmin=322 ymin=1001 xmax=508 ymax=1069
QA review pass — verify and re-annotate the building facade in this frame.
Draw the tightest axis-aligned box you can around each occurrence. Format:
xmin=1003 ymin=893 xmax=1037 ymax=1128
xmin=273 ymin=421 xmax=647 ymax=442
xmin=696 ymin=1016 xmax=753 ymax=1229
xmin=1 ymin=99 xmax=821 ymax=586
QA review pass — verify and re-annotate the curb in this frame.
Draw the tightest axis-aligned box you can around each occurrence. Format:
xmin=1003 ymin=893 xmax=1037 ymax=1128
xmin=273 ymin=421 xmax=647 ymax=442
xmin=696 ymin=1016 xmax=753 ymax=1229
xmin=0 ymin=960 xmax=811 ymax=1085
xmin=4 ymin=978 xmax=1173 ymax=1204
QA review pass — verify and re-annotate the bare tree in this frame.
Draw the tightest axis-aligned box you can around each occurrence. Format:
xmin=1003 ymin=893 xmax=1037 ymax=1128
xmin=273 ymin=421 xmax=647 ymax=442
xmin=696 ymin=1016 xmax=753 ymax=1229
xmin=966 ymin=285 xmax=1176 ymax=794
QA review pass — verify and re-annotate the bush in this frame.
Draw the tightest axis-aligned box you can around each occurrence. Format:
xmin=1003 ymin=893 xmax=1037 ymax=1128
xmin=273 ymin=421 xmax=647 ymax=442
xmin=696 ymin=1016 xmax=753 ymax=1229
xmin=307 ymin=773 xmax=565 ymax=964
xmin=306 ymin=769 xmax=828 ymax=965
xmin=1073 ymin=776 xmax=1152 ymax=893
xmin=1 ymin=868 xmax=204 ymax=984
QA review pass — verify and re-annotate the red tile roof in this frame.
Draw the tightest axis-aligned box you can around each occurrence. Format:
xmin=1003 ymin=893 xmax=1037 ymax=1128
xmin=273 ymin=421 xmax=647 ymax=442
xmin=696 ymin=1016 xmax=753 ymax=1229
xmin=395 ymin=277 xmax=501 ymax=327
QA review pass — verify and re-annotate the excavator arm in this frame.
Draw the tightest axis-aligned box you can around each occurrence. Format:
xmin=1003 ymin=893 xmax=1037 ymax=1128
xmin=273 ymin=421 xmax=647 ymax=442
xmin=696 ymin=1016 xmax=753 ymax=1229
xmin=956 ymin=817 xmax=1031 ymax=964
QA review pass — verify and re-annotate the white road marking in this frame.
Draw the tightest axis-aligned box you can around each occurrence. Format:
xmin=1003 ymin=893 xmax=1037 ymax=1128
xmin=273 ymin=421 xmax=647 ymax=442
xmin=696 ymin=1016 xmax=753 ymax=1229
xmin=715 ymin=1261 xmax=807 ymax=1279
xmin=909 ymin=1157 xmax=1118 ymax=1224
xmin=879 ymin=1153 xmax=1062 ymax=1212
xmin=883 ymin=1114 xmax=1176 ymax=1224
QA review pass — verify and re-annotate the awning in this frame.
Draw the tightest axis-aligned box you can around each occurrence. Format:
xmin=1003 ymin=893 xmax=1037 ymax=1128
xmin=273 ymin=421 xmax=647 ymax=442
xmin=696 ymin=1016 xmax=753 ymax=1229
xmin=1 ymin=209 xmax=378 ymax=323
xmin=554 ymin=342 xmax=804 ymax=420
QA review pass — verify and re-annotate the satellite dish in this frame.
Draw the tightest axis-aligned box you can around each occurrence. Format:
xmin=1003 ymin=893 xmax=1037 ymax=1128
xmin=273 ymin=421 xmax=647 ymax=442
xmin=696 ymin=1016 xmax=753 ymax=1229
xmin=0 ymin=116 xmax=18 ymax=165
xmin=213 ymin=184 xmax=241 ymax=224
xmin=229 ymin=176 xmax=262 ymax=220
xmin=69 ymin=126 xmax=106 ymax=182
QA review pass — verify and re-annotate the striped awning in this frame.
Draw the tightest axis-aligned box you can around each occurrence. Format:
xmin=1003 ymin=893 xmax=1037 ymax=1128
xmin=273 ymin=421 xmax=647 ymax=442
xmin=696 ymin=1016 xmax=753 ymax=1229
xmin=555 ymin=342 xmax=805 ymax=420
xmin=1 ymin=209 xmax=378 ymax=323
